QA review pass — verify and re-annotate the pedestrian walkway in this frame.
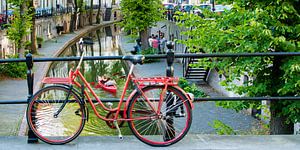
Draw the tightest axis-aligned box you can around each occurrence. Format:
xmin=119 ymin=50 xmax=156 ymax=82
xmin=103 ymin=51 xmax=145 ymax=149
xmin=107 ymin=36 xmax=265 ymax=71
xmin=0 ymin=21 xmax=117 ymax=136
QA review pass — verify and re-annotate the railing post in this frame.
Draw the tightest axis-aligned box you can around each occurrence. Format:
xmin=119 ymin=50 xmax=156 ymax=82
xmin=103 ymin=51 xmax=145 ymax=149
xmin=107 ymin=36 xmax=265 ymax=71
xmin=166 ymin=41 xmax=174 ymax=77
xmin=165 ymin=41 xmax=175 ymax=140
xmin=26 ymin=53 xmax=38 ymax=143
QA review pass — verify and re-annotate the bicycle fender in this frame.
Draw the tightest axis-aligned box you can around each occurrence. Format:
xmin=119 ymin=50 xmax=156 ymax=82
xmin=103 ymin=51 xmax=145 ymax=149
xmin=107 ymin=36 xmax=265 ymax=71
xmin=46 ymin=84 xmax=89 ymax=121
xmin=173 ymin=86 xmax=194 ymax=109
xmin=66 ymin=85 xmax=89 ymax=121
xmin=123 ymin=89 xmax=138 ymax=118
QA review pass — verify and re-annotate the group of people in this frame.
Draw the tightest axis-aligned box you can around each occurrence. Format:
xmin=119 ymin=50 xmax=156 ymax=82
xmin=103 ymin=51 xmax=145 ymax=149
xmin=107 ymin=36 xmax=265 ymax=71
xmin=131 ymin=33 xmax=168 ymax=55
xmin=148 ymin=34 xmax=167 ymax=54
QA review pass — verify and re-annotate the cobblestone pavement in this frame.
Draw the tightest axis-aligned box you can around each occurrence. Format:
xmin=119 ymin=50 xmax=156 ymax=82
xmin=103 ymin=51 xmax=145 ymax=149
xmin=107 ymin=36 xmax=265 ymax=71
xmin=0 ymin=80 xmax=27 ymax=136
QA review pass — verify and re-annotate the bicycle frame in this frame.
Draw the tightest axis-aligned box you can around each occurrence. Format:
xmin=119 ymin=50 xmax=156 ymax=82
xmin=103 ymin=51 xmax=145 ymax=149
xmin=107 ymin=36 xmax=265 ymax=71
xmin=71 ymin=63 xmax=139 ymax=122
xmin=43 ymin=63 xmax=181 ymax=122
xmin=42 ymin=53 xmax=194 ymax=124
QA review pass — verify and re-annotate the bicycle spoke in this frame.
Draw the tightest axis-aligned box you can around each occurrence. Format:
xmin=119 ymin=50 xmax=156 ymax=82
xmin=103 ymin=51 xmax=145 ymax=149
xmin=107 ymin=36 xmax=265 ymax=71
xmin=137 ymin=120 xmax=157 ymax=135
xmin=161 ymin=99 xmax=188 ymax=115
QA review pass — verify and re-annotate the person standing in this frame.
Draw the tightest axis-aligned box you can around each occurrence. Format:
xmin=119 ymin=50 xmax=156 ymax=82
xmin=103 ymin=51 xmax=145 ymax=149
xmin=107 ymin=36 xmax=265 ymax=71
xmin=131 ymin=38 xmax=142 ymax=54
xmin=159 ymin=35 xmax=167 ymax=54
xmin=152 ymin=36 xmax=159 ymax=54
xmin=157 ymin=35 xmax=161 ymax=54
xmin=148 ymin=36 xmax=153 ymax=47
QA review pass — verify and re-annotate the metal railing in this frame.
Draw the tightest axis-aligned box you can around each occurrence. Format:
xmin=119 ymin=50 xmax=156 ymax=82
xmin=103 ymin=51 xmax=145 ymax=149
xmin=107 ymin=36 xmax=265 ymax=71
xmin=0 ymin=43 xmax=300 ymax=143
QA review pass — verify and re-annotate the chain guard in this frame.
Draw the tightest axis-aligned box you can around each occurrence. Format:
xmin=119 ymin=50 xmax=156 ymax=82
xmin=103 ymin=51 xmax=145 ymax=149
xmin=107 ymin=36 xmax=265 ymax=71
xmin=105 ymin=111 xmax=125 ymax=129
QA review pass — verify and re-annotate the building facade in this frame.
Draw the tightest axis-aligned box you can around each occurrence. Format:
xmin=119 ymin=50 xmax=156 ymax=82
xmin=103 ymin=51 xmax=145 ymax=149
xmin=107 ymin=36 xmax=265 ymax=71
xmin=0 ymin=0 xmax=121 ymax=58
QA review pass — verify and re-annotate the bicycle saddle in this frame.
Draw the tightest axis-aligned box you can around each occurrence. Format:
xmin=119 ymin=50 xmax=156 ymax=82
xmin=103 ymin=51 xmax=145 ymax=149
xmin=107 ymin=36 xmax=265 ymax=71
xmin=122 ymin=55 xmax=145 ymax=65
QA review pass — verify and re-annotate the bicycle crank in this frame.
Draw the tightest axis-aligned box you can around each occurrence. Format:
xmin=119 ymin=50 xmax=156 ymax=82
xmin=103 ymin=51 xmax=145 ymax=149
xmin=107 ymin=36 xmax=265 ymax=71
xmin=114 ymin=120 xmax=123 ymax=140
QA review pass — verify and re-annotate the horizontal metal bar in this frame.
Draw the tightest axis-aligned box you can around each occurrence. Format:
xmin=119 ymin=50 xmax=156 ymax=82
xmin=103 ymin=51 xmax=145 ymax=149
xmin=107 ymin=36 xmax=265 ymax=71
xmin=174 ymin=52 xmax=300 ymax=58
xmin=0 ymin=99 xmax=124 ymax=104
xmin=0 ymin=100 xmax=28 ymax=104
xmin=1 ymin=97 xmax=299 ymax=104
xmin=1 ymin=52 xmax=300 ymax=63
xmin=33 ymin=56 xmax=124 ymax=62
xmin=194 ymin=97 xmax=300 ymax=101
xmin=0 ymin=58 xmax=26 ymax=63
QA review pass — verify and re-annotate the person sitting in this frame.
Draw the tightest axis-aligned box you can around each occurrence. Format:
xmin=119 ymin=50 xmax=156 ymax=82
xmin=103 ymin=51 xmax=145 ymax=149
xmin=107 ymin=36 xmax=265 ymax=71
xmin=98 ymin=76 xmax=116 ymax=86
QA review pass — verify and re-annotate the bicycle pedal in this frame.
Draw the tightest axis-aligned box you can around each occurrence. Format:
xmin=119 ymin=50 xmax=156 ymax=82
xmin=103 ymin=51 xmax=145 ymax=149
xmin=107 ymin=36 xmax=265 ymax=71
xmin=119 ymin=135 xmax=123 ymax=140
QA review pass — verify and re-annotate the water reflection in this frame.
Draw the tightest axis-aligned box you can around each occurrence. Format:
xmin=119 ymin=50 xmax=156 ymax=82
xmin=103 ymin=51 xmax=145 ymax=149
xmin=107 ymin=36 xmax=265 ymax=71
xmin=46 ymin=25 xmax=132 ymax=136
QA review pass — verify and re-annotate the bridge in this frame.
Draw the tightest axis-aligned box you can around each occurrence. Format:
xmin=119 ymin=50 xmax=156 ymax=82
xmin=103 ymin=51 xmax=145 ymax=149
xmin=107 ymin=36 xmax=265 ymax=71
xmin=0 ymin=52 xmax=299 ymax=150
xmin=0 ymin=21 xmax=299 ymax=149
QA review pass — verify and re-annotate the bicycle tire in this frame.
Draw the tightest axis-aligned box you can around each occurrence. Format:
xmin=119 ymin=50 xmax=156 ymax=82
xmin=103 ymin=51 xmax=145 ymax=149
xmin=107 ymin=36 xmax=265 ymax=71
xmin=27 ymin=85 xmax=86 ymax=145
xmin=127 ymin=85 xmax=192 ymax=146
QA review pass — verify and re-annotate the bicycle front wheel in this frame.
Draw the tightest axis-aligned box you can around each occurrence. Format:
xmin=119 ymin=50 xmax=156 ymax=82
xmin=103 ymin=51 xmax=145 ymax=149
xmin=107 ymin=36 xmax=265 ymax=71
xmin=27 ymin=85 xmax=86 ymax=145
xmin=127 ymin=85 xmax=192 ymax=146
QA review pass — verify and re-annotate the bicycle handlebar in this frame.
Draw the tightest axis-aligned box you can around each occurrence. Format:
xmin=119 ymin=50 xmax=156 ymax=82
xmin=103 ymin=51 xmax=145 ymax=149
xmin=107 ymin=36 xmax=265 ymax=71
xmin=75 ymin=53 xmax=144 ymax=70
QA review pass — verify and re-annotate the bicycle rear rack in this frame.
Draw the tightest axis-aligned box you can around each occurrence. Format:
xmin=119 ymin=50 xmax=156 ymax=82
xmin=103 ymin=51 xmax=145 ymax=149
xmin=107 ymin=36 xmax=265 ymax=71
xmin=42 ymin=77 xmax=72 ymax=84
xmin=133 ymin=77 xmax=179 ymax=87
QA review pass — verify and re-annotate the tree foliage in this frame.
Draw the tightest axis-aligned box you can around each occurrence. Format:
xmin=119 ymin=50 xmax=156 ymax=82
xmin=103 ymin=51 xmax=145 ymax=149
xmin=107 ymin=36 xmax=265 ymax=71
xmin=120 ymin=0 xmax=163 ymax=36
xmin=6 ymin=0 xmax=33 ymax=54
xmin=178 ymin=0 xmax=300 ymax=132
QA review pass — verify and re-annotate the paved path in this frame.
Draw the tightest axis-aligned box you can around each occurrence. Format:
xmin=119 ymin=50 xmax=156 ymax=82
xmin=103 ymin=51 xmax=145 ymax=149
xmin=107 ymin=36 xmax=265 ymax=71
xmin=0 ymin=135 xmax=299 ymax=150
xmin=0 ymin=79 xmax=27 ymax=136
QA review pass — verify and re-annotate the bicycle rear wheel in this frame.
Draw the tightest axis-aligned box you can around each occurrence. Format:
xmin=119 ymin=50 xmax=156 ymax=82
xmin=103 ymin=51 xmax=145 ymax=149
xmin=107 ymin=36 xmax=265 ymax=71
xmin=127 ymin=85 xmax=192 ymax=146
xmin=27 ymin=85 xmax=86 ymax=145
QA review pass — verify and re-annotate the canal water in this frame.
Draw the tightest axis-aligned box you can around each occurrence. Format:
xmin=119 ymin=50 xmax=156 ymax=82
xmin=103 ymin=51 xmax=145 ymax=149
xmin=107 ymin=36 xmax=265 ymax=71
xmin=46 ymin=25 xmax=132 ymax=136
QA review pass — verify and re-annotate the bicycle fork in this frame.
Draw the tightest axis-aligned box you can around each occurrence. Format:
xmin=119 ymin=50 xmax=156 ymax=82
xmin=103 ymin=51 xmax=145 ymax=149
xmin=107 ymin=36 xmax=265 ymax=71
xmin=54 ymin=85 xmax=73 ymax=118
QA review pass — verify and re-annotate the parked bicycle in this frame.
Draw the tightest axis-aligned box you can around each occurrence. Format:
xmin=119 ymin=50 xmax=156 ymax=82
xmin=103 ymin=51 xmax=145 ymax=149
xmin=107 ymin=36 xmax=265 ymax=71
xmin=26 ymin=51 xmax=194 ymax=146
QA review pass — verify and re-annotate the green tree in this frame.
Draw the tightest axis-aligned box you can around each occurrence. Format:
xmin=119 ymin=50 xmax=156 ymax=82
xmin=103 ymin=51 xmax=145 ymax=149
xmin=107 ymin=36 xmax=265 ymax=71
xmin=178 ymin=0 xmax=299 ymax=134
xmin=96 ymin=0 xmax=102 ymax=24
xmin=120 ymin=0 xmax=163 ymax=50
xmin=78 ymin=0 xmax=85 ymax=28
xmin=28 ymin=0 xmax=37 ymax=54
xmin=70 ymin=0 xmax=78 ymax=32
xmin=6 ymin=0 xmax=33 ymax=57
xmin=89 ymin=0 xmax=94 ymax=25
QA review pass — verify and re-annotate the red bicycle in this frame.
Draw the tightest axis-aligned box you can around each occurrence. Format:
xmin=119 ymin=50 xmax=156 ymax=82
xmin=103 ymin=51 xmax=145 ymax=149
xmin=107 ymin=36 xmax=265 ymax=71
xmin=26 ymin=52 xmax=194 ymax=146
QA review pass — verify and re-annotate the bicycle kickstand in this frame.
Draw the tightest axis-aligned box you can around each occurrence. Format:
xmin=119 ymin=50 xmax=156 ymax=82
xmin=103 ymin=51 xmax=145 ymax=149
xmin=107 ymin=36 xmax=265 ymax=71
xmin=114 ymin=120 xmax=123 ymax=140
